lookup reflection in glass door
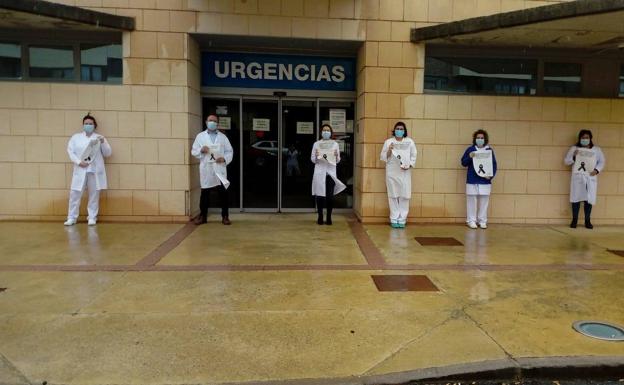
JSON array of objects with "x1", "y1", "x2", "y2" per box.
[
  {"x1": 242, "y1": 99, "x2": 279, "y2": 209},
  {"x1": 281, "y1": 100, "x2": 317, "y2": 210}
]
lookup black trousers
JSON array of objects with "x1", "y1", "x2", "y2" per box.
[
  {"x1": 200, "y1": 184, "x2": 229, "y2": 218},
  {"x1": 316, "y1": 175, "x2": 335, "y2": 219},
  {"x1": 571, "y1": 201, "x2": 592, "y2": 222}
]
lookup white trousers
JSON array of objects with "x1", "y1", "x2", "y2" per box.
[
  {"x1": 388, "y1": 197, "x2": 410, "y2": 224},
  {"x1": 466, "y1": 195, "x2": 489, "y2": 225},
  {"x1": 67, "y1": 172, "x2": 100, "y2": 221}
]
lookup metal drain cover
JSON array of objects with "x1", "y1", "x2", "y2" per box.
[{"x1": 572, "y1": 321, "x2": 624, "y2": 341}]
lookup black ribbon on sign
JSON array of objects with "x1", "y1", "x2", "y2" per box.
[
  {"x1": 578, "y1": 162, "x2": 586, "y2": 171},
  {"x1": 396, "y1": 154, "x2": 402, "y2": 160},
  {"x1": 478, "y1": 164, "x2": 486, "y2": 174},
  {"x1": 85, "y1": 156, "x2": 91, "y2": 162},
  {"x1": 323, "y1": 154, "x2": 328, "y2": 160},
  {"x1": 210, "y1": 153, "x2": 216, "y2": 161}
]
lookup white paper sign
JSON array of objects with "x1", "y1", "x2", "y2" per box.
[
  {"x1": 329, "y1": 109, "x2": 346, "y2": 133},
  {"x1": 253, "y1": 118, "x2": 270, "y2": 131},
  {"x1": 296, "y1": 121, "x2": 314, "y2": 135},
  {"x1": 317, "y1": 140, "x2": 337, "y2": 165},
  {"x1": 573, "y1": 149, "x2": 596, "y2": 175},
  {"x1": 346, "y1": 120, "x2": 354, "y2": 133},
  {"x1": 80, "y1": 138, "x2": 100, "y2": 164},
  {"x1": 391, "y1": 141, "x2": 411, "y2": 168},
  {"x1": 205, "y1": 144, "x2": 223, "y2": 163},
  {"x1": 216, "y1": 105, "x2": 228, "y2": 115},
  {"x1": 472, "y1": 149, "x2": 493, "y2": 177},
  {"x1": 219, "y1": 117, "x2": 231, "y2": 130}
]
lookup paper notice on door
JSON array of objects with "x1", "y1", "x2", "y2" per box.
[
  {"x1": 317, "y1": 140, "x2": 337, "y2": 165},
  {"x1": 329, "y1": 109, "x2": 346, "y2": 133},
  {"x1": 216, "y1": 105, "x2": 228, "y2": 115},
  {"x1": 253, "y1": 118, "x2": 270, "y2": 131},
  {"x1": 296, "y1": 121, "x2": 314, "y2": 135},
  {"x1": 346, "y1": 120, "x2": 354, "y2": 133},
  {"x1": 219, "y1": 117, "x2": 231, "y2": 130}
]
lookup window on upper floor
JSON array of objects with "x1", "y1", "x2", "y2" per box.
[
  {"x1": 543, "y1": 62, "x2": 582, "y2": 96},
  {"x1": 0, "y1": 42, "x2": 22, "y2": 79}
]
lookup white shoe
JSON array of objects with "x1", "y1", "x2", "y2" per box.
[
  {"x1": 64, "y1": 219, "x2": 76, "y2": 226},
  {"x1": 467, "y1": 222, "x2": 478, "y2": 229},
  {"x1": 88, "y1": 219, "x2": 97, "y2": 226},
  {"x1": 479, "y1": 222, "x2": 487, "y2": 229}
]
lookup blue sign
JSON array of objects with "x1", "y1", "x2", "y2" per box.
[{"x1": 201, "y1": 52, "x2": 356, "y2": 91}]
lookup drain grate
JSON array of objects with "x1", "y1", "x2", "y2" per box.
[{"x1": 572, "y1": 320, "x2": 624, "y2": 341}]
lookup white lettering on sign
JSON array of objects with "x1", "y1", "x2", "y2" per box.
[{"x1": 213, "y1": 61, "x2": 347, "y2": 83}]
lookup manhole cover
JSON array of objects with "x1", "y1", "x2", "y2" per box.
[{"x1": 572, "y1": 321, "x2": 624, "y2": 341}]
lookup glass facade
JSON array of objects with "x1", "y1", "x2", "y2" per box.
[
  {"x1": 619, "y1": 64, "x2": 624, "y2": 97},
  {"x1": 425, "y1": 56, "x2": 538, "y2": 95},
  {"x1": 28, "y1": 45, "x2": 75, "y2": 80},
  {"x1": 80, "y1": 43, "x2": 122, "y2": 83},
  {"x1": 543, "y1": 62, "x2": 582, "y2": 95},
  {"x1": 0, "y1": 42, "x2": 21, "y2": 79}
]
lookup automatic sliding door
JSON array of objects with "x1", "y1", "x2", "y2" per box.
[{"x1": 242, "y1": 99, "x2": 279, "y2": 209}]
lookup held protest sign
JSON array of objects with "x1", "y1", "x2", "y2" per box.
[
  {"x1": 573, "y1": 149, "x2": 596, "y2": 175},
  {"x1": 472, "y1": 149, "x2": 493, "y2": 177},
  {"x1": 317, "y1": 140, "x2": 337, "y2": 165},
  {"x1": 391, "y1": 141, "x2": 411, "y2": 168}
]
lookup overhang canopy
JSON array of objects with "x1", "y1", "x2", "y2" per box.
[
  {"x1": 0, "y1": 0, "x2": 134, "y2": 31},
  {"x1": 411, "y1": 0, "x2": 624, "y2": 51}
]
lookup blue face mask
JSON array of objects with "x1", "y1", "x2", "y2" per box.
[
  {"x1": 83, "y1": 124, "x2": 95, "y2": 134},
  {"x1": 321, "y1": 131, "x2": 331, "y2": 140},
  {"x1": 394, "y1": 129, "x2": 405, "y2": 138},
  {"x1": 580, "y1": 138, "x2": 590, "y2": 146},
  {"x1": 475, "y1": 138, "x2": 485, "y2": 147},
  {"x1": 206, "y1": 121, "x2": 218, "y2": 131}
]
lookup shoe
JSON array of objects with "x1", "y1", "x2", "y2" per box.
[
  {"x1": 88, "y1": 219, "x2": 97, "y2": 226},
  {"x1": 317, "y1": 217, "x2": 324, "y2": 225},
  {"x1": 585, "y1": 221, "x2": 593, "y2": 229},
  {"x1": 193, "y1": 215, "x2": 206, "y2": 225},
  {"x1": 64, "y1": 219, "x2": 76, "y2": 226},
  {"x1": 325, "y1": 218, "x2": 332, "y2": 225},
  {"x1": 570, "y1": 219, "x2": 578, "y2": 228},
  {"x1": 478, "y1": 223, "x2": 487, "y2": 229},
  {"x1": 222, "y1": 217, "x2": 231, "y2": 225},
  {"x1": 398, "y1": 223, "x2": 406, "y2": 228},
  {"x1": 467, "y1": 222, "x2": 478, "y2": 229},
  {"x1": 391, "y1": 223, "x2": 399, "y2": 228}
]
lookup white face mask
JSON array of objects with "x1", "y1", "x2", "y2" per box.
[
  {"x1": 206, "y1": 121, "x2": 218, "y2": 131},
  {"x1": 83, "y1": 124, "x2": 95, "y2": 134},
  {"x1": 475, "y1": 138, "x2": 485, "y2": 147},
  {"x1": 321, "y1": 131, "x2": 331, "y2": 140}
]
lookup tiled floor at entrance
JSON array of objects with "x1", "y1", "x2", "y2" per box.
[{"x1": 0, "y1": 216, "x2": 623, "y2": 385}]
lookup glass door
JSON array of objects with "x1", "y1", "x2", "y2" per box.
[
  {"x1": 281, "y1": 99, "x2": 317, "y2": 210},
  {"x1": 242, "y1": 98, "x2": 279, "y2": 210}
]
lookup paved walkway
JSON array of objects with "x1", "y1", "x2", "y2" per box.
[{"x1": 0, "y1": 215, "x2": 623, "y2": 385}]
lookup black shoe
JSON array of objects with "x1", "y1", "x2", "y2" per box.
[
  {"x1": 317, "y1": 217, "x2": 324, "y2": 225},
  {"x1": 585, "y1": 221, "x2": 593, "y2": 229},
  {"x1": 325, "y1": 218, "x2": 332, "y2": 225},
  {"x1": 193, "y1": 214, "x2": 207, "y2": 225},
  {"x1": 570, "y1": 219, "x2": 577, "y2": 228}
]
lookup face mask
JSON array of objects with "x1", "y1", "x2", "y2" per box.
[
  {"x1": 321, "y1": 131, "x2": 331, "y2": 140},
  {"x1": 475, "y1": 138, "x2": 485, "y2": 147},
  {"x1": 83, "y1": 124, "x2": 95, "y2": 134},
  {"x1": 394, "y1": 129, "x2": 405, "y2": 138},
  {"x1": 206, "y1": 121, "x2": 218, "y2": 131},
  {"x1": 580, "y1": 138, "x2": 590, "y2": 146}
]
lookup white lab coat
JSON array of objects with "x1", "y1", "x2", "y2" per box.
[
  {"x1": 310, "y1": 140, "x2": 346, "y2": 197},
  {"x1": 191, "y1": 130, "x2": 234, "y2": 189},
  {"x1": 67, "y1": 132, "x2": 112, "y2": 191},
  {"x1": 380, "y1": 137, "x2": 417, "y2": 199},
  {"x1": 564, "y1": 145, "x2": 605, "y2": 205}
]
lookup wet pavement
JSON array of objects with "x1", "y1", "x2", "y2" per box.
[{"x1": 0, "y1": 214, "x2": 623, "y2": 385}]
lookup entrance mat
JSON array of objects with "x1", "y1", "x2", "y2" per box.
[{"x1": 415, "y1": 237, "x2": 463, "y2": 246}]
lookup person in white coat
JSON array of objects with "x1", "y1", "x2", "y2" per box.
[
  {"x1": 191, "y1": 114, "x2": 234, "y2": 225},
  {"x1": 311, "y1": 124, "x2": 346, "y2": 225},
  {"x1": 380, "y1": 121, "x2": 417, "y2": 228},
  {"x1": 460, "y1": 130, "x2": 497, "y2": 229},
  {"x1": 64, "y1": 114, "x2": 112, "y2": 226},
  {"x1": 564, "y1": 129, "x2": 605, "y2": 229}
]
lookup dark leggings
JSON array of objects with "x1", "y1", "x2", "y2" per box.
[
  {"x1": 571, "y1": 201, "x2": 592, "y2": 222},
  {"x1": 316, "y1": 175, "x2": 335, "y2": 221}
]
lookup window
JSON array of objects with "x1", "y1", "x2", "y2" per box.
[
  {"x1": 28, "y1": 45, "x2": 75, "y2": 80},
  {"x1": 619, "y1": 64, "x2": 624, "y2": 97},
  {"x1": 543, "y1": 62, "x2": 582, "y2": 95},
  {"x1": 80, "y1": 43, "x2": 122, "y2": 83},
  {"x1": 0, "y1": 42, "x2": 21, "y2": 79},
  {"x1": 425, "y1": 56, "x2": 538, "y2": 95}
]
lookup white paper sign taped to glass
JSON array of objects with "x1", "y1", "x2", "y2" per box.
[
  {"x1": 472, "y1": 149, "x2": 493, "y2": 177},
  {"x1": 317, "y1": 141, "x2": 337, "y2": 165},
  {"x1": 253, "y1": 118, "x2": 270, "y2": 131},
  {"x1": 391, "y1": 141, "x2": 411, "y2": 168},
  {"x1": 80, "y1": 138, "x2": 101, "y2": 164},
  {"x1": 329, "y1": 109, "x2": 346, "y2": 133},
  {"x1": 205, "y1": 144, "x2": 223, "y2": 163},
  {"x1": 296, "y1": 121, "x2": 314, "y2": 135},
  {"x1": 219, "y1": 117, "x2": 231, "y2": 130},
  {"x1": 573, "y1": 149, "x2": 596, "y2": 175}
]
